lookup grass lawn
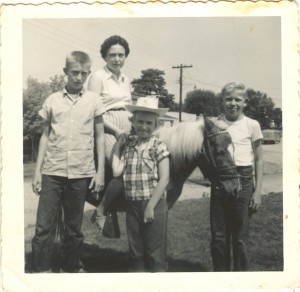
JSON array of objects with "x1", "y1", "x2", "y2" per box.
[{"x1": 25, "y1": 191, "x2": 283, "y2": 272}]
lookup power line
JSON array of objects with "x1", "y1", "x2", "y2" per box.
[{"x1": 172, "y1": 64, "x2": 193, "y2": 122}]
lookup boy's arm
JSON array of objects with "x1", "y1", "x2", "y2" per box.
[
  {"x1": 249, "y1": 139, "x2": 264, "y2": 213},
  {"x1": 144, "y1": 157, "x2": 170, "y2": 223},
  {"x1": 90, "y1": 115, "x2": 105, "y2": 192},
  {"x1": 112, "y1": 136, "x2": 126, "y2": 177},
  {"x1": 32, "y1": 123, "x2": 51, "y2": 195}
]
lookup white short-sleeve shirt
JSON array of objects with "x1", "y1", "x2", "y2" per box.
[
  {"x1": 89, "y1": 66, "x2": 132, "y2": 111},
  {"x1": 220, "y1": 114, "x2": 263, "y2": 166}
]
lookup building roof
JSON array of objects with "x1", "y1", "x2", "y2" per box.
[{"x1": 164, "y1": 111, "x2": 197, "y2": 122}]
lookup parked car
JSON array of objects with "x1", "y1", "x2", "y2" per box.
[{"x1": 262, "y1": 129, "x2": 281, "y2": 144}]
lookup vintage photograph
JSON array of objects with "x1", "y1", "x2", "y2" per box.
[
  {"x1": 23, "y1": 16, "x2": 282, "y2": 272},
  {"x1": 1, "y1": 1, "x2": 299, "y2": 291}
]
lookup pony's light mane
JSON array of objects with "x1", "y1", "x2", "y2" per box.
[
  {"x1": 155, "y1": 116, "x2": 205, "y2": 171},
  {"x1": 209, "y1": 116, "x2": 229, "y2": 130}
]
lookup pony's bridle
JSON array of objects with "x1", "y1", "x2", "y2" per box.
[{"x1": 201, "y1": 130, "x2": 240, "y2": 182}]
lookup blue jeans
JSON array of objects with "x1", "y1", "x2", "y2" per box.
[
  {"x1": 32, "y1": 175, "x2": 90, "y2": 272},
  {"x1": 210, "y1": 166, "x2": 254, "y2": 271},
  {"x1": 126, "y1": 198, "x2": 168, "y2": 272}
]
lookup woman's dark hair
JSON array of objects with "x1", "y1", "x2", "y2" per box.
[{"x1": 100, "y1": 35, "x2": 130, "y2": 59}]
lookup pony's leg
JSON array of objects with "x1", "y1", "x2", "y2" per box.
[
  {"x1": 166, "y1": 177, "x2": 185, "y2": 210},
  {"x1": 167, "y1": 167, "x2": 195, "y2": 209}
]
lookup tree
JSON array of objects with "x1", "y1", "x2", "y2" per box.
[
  {"x1": 131, "y1": 69, "x2": 167, "y2": 96},
  {"x1": 273, "y1": 107, "x2": 282, "y2": 129},
  {"x1": 23, "y1": 75, "x2": 65, "y2": 161},
  {"x1": 131, "y1": 68, "x2": 179, "y2": 111},
  {"x1": 49, "y1": 74, "x2": 65, "y2": 92},
  {"x1": 183, "y1": 89, "x2": 220, "y2": 117},
  {"x1": 244, "y1": 89, "x2": 276, "y2": 129},
  {"x1": 158, "y1": 93, "x2": 179, "y2": 111}
]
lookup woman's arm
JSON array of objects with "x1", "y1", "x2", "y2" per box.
[
  {"x1": 144, "y1": 157, "x2": 170, "y2": 223},
  {"x1": 32, "y1": 123, "x2": 51, "y2": 195},
  {"x1": 104, "y1": 120, "x2": 126, "y2": 138},
  {"x1": 250, "y1": 139, "x2": 264, "y2": 213}
]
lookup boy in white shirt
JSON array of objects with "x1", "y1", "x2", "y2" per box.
[{"x1": 210, "y1": 82, "x2": 263, "y2": 271}]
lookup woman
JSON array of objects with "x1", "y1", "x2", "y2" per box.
[{"x1": 88, "y1": 35, "x2": 132, "y2": 231}]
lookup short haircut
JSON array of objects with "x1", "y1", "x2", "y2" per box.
[
  {"x1": 131, "y1": 111, "x2": 160, "y2": 129},
  {"x1": 100, "y1": 35, "x2": 130, "y2": 59},
  {"x1": 65, "y1": 51, "x2": 91, "y2": 68},
  {"x1": 221, "y1": 82, "x2": 247, "y2": 98}
]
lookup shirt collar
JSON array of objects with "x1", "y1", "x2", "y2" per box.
[
  {"x1": 128, "y1": 135, "x2": 156, "y2": 148},
  {"x1": 103, "y1": 66, "x2": 125, "y2": 83},
  {"x1": 220, "y1": 113, "x2": 245, "y2": 124},
  {"x1": 63, "y1": 87, "x2": 85, "y2": 98}
]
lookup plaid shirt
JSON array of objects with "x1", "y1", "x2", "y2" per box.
[{"x1": 122, "y1": 135, "x2": 170, "y2": 201}]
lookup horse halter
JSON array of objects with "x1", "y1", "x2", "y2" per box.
[{"x1": 200, "y1": 130, "x2": 240, "y2": 182}]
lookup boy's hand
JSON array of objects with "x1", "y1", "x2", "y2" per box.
[
  {"x1": 32, "y1": 172, "x2": 42, "y2": 195},
  {"x1": 144, "y1": 204, "x2": 155, "y2": 223},
  {"x1": 89, "y1": 173, "x2": 105, "y2": 193},
  {"x1": 249, "y1": 191, "x2": 261, "y2": 215}
]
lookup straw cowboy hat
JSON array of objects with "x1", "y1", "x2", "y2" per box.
[{"x1": 126, "y1": 96, "x2": 169, "y2": 117}]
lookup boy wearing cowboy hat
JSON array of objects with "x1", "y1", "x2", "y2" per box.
[{"x1": 113, "y1": 97, "x2": 170, "y2": 272}]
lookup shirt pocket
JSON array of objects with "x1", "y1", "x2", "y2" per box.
[
  {"x1": 142, "y1": 152, "x2": 155, "y2": 174},
  {"x1": 43, "y1": 149, "x2": 66, "y2": 172},
  {"x1": 79, "y1": 133, "x2": 93, "y2": 150},
  {"x1": 81, "y1": 150, "x2": 95, "y2": 172}
]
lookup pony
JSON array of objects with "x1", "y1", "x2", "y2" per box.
[
  {"x1": 155, "y1": 114, "x2": 240, "y2": 209},
  {"x1": 51, "y1": 114, "x2": 241, "y2": 254},
  {"x1": 85, "y1": 114, "x2": 240, "y2": 210}
]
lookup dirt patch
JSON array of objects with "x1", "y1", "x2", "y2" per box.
[{"x1": 264, "y1": 161, "x2": 282, "y2": 175}]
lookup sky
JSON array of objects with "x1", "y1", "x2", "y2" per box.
[{"x1": 23, "y1": 17, "x2": 282, "y2": 107}]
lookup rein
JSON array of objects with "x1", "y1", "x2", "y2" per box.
[{"x1": 201, "y1": 130, "x2": 240, "y2": 181}]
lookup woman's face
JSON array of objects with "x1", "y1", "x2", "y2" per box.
[{"x1": 105, "y1": 44, "x2": 126, "y2": 75}]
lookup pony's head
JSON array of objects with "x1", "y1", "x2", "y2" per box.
[
  {"x1": 155, "y1": 115, "x2": 240, "y2": 199},
  {"x1": 200, "y1": 116, "x2": 240, "y2": 197}
]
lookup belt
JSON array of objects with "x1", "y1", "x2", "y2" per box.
[{"x1": 107, "y1": 108, "x2": 126, "y2": 112}]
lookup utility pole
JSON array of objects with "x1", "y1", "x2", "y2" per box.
[{"x1": 172, "y1": 64, "x2": 193, "y2": 122}]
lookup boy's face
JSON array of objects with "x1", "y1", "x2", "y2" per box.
[
  {"x1": 132, "y1": 112, "x2": 157, "y2": 141},
  {"x1": 222, "y1": 89, "x2": 247, "y2": 121},
  {"x1": 105, "y1": 44, "x2": 126, "y2": 75},
  {"x1": 64, "y1": 61, "x2": 91, "y2": 93}
]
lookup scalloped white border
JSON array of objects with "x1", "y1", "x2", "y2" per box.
[{"x1": 1, "y1": 1, "x2": 299, "y2": 291}]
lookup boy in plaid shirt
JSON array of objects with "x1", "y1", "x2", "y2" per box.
[{"x1": 112, "y1": 97, "x2": 170, "y2": 272}]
